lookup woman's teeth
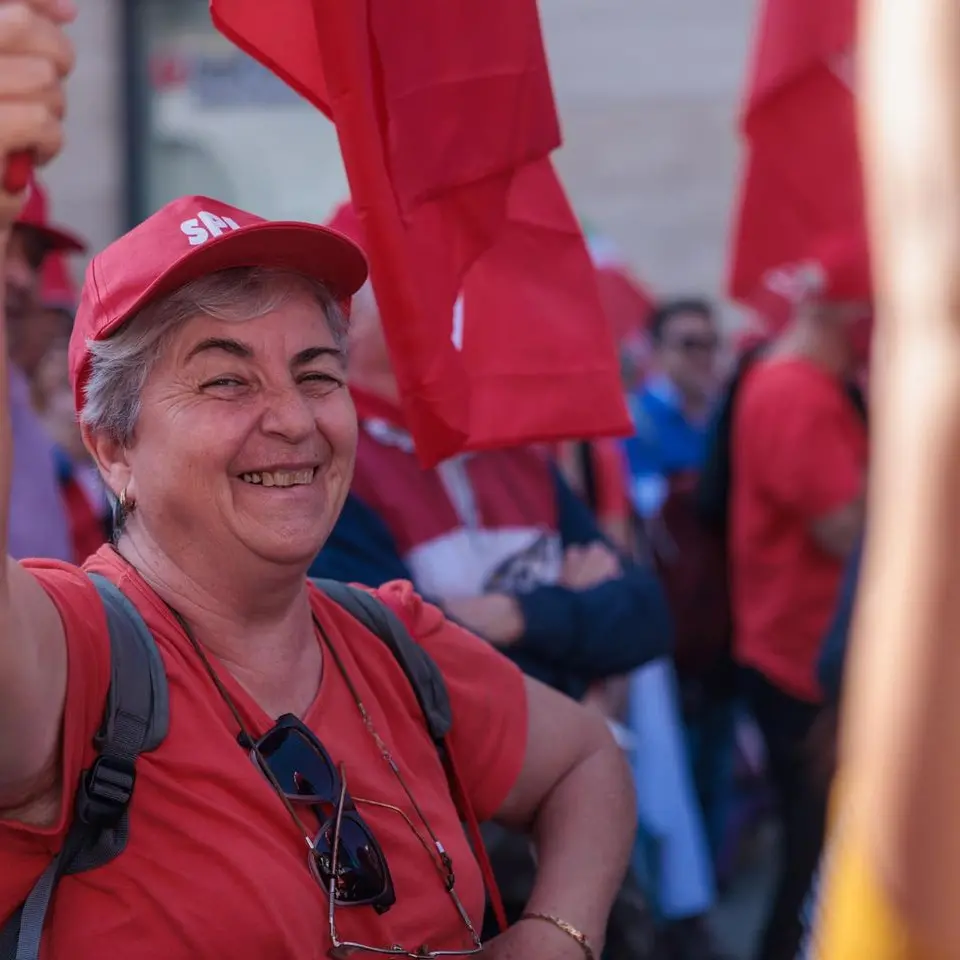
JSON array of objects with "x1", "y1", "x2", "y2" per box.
[{"x1": 239, "y1": 469, "x2": 316, "y2": 487}]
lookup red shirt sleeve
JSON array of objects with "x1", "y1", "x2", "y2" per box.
[
  {"x1": 0, "y1": 561, "x2": 110, "y2": 844},
  {"x1": 751, "y1": 368, "x2": 865, "y2": 520},
  {"x1": 375, "y1": 581, "x2": 528, "y2": 822}
]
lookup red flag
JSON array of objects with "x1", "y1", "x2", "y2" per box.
[
  {"x1": 728, "y1": 0, "x2": 871, "y2": 312},
  {"x1": 328, "y1": 163, "x2": 632, "y2": 453},
  {"x1": 211, "y1": 0, "x2": 629, "y2": 465},
  {"x1": 449, "y1": 163, "x2": 631, "y2": 452}
]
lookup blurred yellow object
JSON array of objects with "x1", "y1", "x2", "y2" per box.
[{"x1": 815, "y1": 826, "x2": 948, "y2": 960}]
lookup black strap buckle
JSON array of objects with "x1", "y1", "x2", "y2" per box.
[{"x1": 76, "y1": 755, "x2": 136, "y2": 827}]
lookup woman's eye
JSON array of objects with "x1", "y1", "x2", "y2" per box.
[
  {"x1": 300, "y1": 373, "x2": 343, "y2": 388},
  {"x1": 201, "y1": 377, "x2": 245, "y2": 389}
]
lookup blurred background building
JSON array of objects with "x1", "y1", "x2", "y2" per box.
[{"x1": 44, "y1": 0, "x2": 754, "y2": 302}]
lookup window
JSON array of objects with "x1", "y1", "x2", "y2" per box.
[{"x1": 126, "y1": 0, "x2": 348, "y2": 226}]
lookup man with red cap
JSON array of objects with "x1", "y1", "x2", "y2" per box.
[
  {"x1": 5, "y1": 175, "x2": 86, "y2": 561},
  {"x1": 10, "y1": 175, "x2": 84, "y2": 375},
  {"x1": 728, "y1": 245, "x2": 870, "y2": 960}
]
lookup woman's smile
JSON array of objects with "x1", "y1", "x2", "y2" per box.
[{"x1": 237, "y1": 467, "x2": 319, "y2": 488}]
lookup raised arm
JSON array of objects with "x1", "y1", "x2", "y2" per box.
[
  {"x1": 0, "y1": 0, "x2": 77, "y2": 813},
  {"x1": 824, "y1": 0, "x2": 960, "y2": 949}
]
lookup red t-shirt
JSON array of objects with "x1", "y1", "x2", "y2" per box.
[
  {"x1": 1, "y1": 547, "x2": 527, "y2": 959},
  {"x1": 731, "y1": 358, "x2": 867, "y2": 702}
]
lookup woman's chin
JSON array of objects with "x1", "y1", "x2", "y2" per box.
[{"x1": 240, "y1": 526, "x2": 328, "y2": 570}]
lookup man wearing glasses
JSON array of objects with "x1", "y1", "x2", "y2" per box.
[{"x1": 619, "y1": 299, "x2": 733, "y2": 960}]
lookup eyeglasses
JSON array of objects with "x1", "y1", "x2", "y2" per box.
[
  {"x1": 668, "y1": 334, "x2": 719, "y2": 354},
  {"x1": 247, "y1": 713, "x2": 396, "y2": 913},
  {"x1": 174, "y1": 604, "x2": 483, "y2": 959}
]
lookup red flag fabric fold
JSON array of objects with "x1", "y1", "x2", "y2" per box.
[
  {"x1": 328, "y1": 160, "x2": 632, "y2": 454},
  {"x1": 211, "y1": 0, "x2": 629, "y2": 465},
  {"x1": 728, "y1": 0, "x2": 870, "y2": 314}
]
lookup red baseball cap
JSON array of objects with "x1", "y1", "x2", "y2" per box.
[
  {"x1": 69, "y1": 195, "x2": 369, "y2": 414},
  {"x1": 745, "y1": 234, "x2": 872, "y2": 332},
  {"x1": 16, "y1": 175, "x2": 86, "y2": 253}
]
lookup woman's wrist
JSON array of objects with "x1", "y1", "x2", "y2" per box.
[{"x1": 518, "y1": 911, "x2": 599, "y2": 960}]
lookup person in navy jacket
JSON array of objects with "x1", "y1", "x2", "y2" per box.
[{"x1": 312, "y1": 443, "x2": 671, "y2": 701}]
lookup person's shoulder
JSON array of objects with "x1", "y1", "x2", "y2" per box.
[
  {"x1": 22, "y1": 548, "x2": 125, "y2": 675},
  {"x1": 34, "y1": 545, "x2": 176, "y2": 645},
  {"x1": 310, "y1": 579, "x2": 523, "y2": 684},
  {"x1": 746, "y1": 356, "x2": 834, "y2": 392},
  {"x1": 370, "y1": 579, "x2": 447, "y2": 640},
  {"x1": 306, "y1": 578, "x2": 432, "y2": 642},
  {"x1": 741, "y1": 358, "x2": 843, "y2": 415},
  {"x1": 21, "y1": 555, "x2": 100, "y2": 614}
]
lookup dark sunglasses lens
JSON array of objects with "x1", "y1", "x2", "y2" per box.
[
  {"x1": 313, "y1": 814, "x2": 391, "y2": 904},
  {"x1": 679, "y1": 336, "x2": 718, "y2": 353},
  {"x1": 257, "y1": 726, "x2": 337, "y2": 800}
]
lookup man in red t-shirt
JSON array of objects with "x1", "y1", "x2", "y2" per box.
[{"x1": 730, "y1": 295, "x2": 869, "y2": 960}]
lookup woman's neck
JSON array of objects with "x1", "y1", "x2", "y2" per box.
[{"x1": 116, "y1": 526, "x2": 317, "y2": 678}]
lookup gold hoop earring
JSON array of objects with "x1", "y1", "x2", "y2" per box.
[{"x1": 118, "y1": 487, "x2": 134, "y2": 514}]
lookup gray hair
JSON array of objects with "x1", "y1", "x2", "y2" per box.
[{"x1": 80, "y1": 266, "x2": 347, "y2": 445}]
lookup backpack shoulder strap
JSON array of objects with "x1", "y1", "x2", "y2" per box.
[
  {"x1": 89, "y1": 574, "x2": 170, "y2": 758},
  {"x1": 310, "y1": 579, "x2": 507, "y2": 932},
  {"x1": 0, "y1": 574, "x2": 169, "y2": 960},
  {"x1": 311, "y1": 579, "x2": 452, "y2": 742}
]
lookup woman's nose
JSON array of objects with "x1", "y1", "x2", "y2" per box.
[{"x1": 260, "y1": 382, "x2": 315, "y2": 442}]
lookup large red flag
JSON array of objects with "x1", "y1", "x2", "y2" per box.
[
  {"x1": 327, "y1": 165, "x2": 633, "y2": 454},
  {"x1": 728, "y1": 0, "x2": 871, "y2": 314},
  {"x1": 211, "y1": 0, "x2": 630, "y2": 465}
]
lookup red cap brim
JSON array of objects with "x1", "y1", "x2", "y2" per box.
[
  {"x1": 29, "y1": 222, "x2": 86, "y2": 254},
  {"x1": 94, "y1": 219, "x2": 368, "y2": 345}
]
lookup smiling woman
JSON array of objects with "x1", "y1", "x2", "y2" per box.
[
  {"x1": 0, "y1": 190, "x2": 637, "y2": 960},
  {"x1": 79, "y1": 266, "x2": 350, "y2": 539}
]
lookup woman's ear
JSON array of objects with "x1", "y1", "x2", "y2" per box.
[{"x1": 81, "y1": 424, "x2": 132, "y2": 500}]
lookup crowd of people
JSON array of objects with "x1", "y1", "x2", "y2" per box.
[
  {"x1": 0, "y1": 178, "x2": 869, "y2": 960},
  {"x1": 0, "y1": 4, "x2": 874, "y2": 960}
]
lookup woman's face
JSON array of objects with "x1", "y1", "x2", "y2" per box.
[{"x1": 121, "y1": 290, "x2": 357, "y2": 568}]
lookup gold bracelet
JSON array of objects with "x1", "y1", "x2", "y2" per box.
[{"x1": 519, "y1": 912, "x2": 596, "y2": 960}]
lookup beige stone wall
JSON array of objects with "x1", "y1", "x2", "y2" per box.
[
  {"x1": 40, "y1": 0, "x2": 757, "y2": 305},
  {"x1": 542, "y1": 0, "x2": 755, "y2": 302}
]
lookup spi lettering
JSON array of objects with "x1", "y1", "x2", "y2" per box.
[{"x1": 180, "y1": 211, "x2": 242, "y2": 246}]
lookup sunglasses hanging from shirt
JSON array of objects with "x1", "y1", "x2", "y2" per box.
[{"x1": 174, "y1": 606, "x2": 484, "y2": 959}]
